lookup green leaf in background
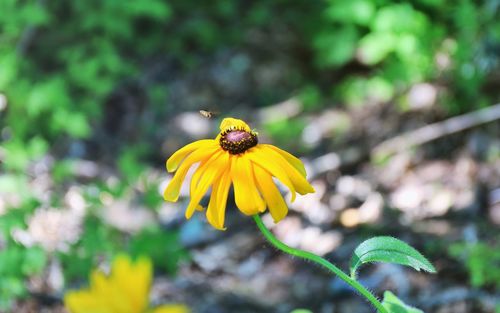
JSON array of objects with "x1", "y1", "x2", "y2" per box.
[
  {"x1": 26, "y1": 78, "x2": 70, "y2": 118},
  {"x1": 0, "y1": 52, "x2": 18, "y2": 89},
  {"x1": 118, "y1": 147, "x2": 148, "y2": 183},
  {"x1": 299, "y1": 85, "x2": 322, "y2": 111},
  {"x1": 60, "y1": 217, "x2": 120, "y2": 283},
  {"x1": 264, "y1": 118, "x2": 307, "y2": 148},
  {"x1": 129, "y1": 227, "x2": 189, "y2": 275},
  {"x1": 449, "y1": 242, "x2": 500, "y2": 289},
  {"x1": 350, "y1": 236, "x2": 436, "y2": 277},
  {"x1": 337, "y1": 76, "x2": 394, "y2": 107},
  {"x1": 123, "y1": 0, "x2": 172, "y2": 20},
  {"x1": 313, "y1": 25, "x2": 359, "y2": 67},
  {"x1": 358, "y1": 32, "x2": 396, "y2": 65},
  {"x1": 325, "y1": 0, "x2": 375, "y2": 26},
  {"x1": 381, "y1": 291, "x2": 424, "y2": 313},
  {"x1": 290, "y1": 309, "x2": 313, "y2": 313},
  {"x1": 52, "y1": 159, "x2": 77, "y2": 184},
  {"x1": 21, "y1": 247, "x2": 47, "y2": 276},
  {"x1": 372, "y1": 4, "x2": 426, "y2": 34},
  {"x1": 0, "y1": 276, "x2": 25, "y2": 310},
  {"x1": 0, "y1": 244, "x2": 46, "y2": 310},
  {"x1": 54, "y1": 110, "x2": 91, "y2": 138}
]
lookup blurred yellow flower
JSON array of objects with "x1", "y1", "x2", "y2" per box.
[
  {"x1": 164, "y1": 117, "x2": 315, "y2": 230},
  {"x1": 64, "y1": 254, "x2": 189, "y2": 313}
]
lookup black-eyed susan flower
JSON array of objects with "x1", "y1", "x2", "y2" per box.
[
  {"x1": 64, "y1": 254, "x2": 189, "y2": 313},
  {"x1": 164, "y1": 117, "x2": 315, "y2": 230}
]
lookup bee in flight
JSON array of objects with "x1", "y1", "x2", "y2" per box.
[{"x1": 199, "y1": 110, "x2": 219, "y2": 118}]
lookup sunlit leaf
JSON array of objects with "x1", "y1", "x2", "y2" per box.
[
  {"x1": 313, "y1": 26, "x2": 359, "y2": 67},
  {"x1": 350, "y1": 236, "x2": 436, "y2": 276},
  {"x1": 372, "y1": 4, "x2": 426, "y2": 34},
  {"x1": 0, "y1": 52, "x2": 18, "y2": 88},
  {"x1": 358, "y1": 32, "x2": 396, "y2": 65},
  {"x1": 325, "y1": 0, "x2": 375, "y2": 26}
]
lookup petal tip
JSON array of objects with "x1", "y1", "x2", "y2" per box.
[
  {"x1": 185, "y1": 210, "x2": 195, "y2": 219},
  {"x1": 163, "y1": 191, "x2": 179, "y2": 202},
  {"x1": 166, "y1": 159, "x2": 176, "y2": 173},
  {"x1": 272, "y1": 215, "x2": 286, "y2": 224},
  {"x1": 206, "y1": 219, "x2": 226, "y2": 231}
]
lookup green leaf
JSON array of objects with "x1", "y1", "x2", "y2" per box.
[
  {"x1": 381, "y1": 291, "x2": 424, "y2": 313},
  {"x1": 0, "y1": 276, "x2": 25, "y2": 310},
  {"x1": 0, "y1": 52, "x2": 18, "y2": 89},
  {"x1": 313, "y1": 25, "x2": 359, "y2": 67},
  {"x1": 124, "y1": 1, "x2": 171, "y2": 20},
  {"x1": 21, "y1": 247, "x2": 47, "y2": 275},
  {"x1": 372, "y1": 4, "x2": 426, "y2": 34},
  {"x1": 350, "y1": 236, "x2": 436, "y2": 277},
  {"x1": 129, "y1": 227, "x2": 189, "y2": 275},
  {"x1": 358, "y1": 32, "x2": 396, "y2": 65},
  {"x1": 324, "y1": 0, "x2": 375, "y2": 26}
]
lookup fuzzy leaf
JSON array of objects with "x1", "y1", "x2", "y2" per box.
[{"x1": 350, "y1": 236, "x2": 436, "y2": 276}]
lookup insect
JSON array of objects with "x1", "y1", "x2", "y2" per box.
[{"x1": 199, "y1": 110, "x2": 219, "y2": 118}]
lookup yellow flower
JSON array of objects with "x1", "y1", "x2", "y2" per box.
[
  {"x1": 164, "y1": 117, "x2": 315, "y2": 230},
  {"x1": 64, "y1": 254, "x2": 190, "y2": 313}
]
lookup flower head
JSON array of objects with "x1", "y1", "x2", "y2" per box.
[
  {"x1": 164, "y1": 117, "x2": 315, "y2": 230},
  {"x1": 64, "y1": 254, "x2": 189, "y2": 313}
]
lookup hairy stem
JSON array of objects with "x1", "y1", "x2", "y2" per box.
[{"x1": 253, "y1": 215, "x2": 388, "y2": 313}]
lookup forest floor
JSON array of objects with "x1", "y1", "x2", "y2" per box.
[{"x1": 10, "y1": 49, "x2": 500, "y2": 313}]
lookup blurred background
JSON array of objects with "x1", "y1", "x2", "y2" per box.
[{"x1": 0, "y1": 0, "x2": 500, "y2": 312}]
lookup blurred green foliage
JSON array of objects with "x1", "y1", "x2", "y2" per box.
[
  {"x1": 449, "y1": 241, "x2": 500, "y2": 290},
  {"x1": 0, "y1": 245, "x2": 46, "y2": 308},
  {"x1": 0, "y1": 0, "x2": 499, "y2": 309},
  {"x1": 312, "y1": 0, "x2": 498, "y2": 108}
]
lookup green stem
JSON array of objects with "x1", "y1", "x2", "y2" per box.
[{"x1": 253, "y1": 215, "x2": 388, "y2": 313}]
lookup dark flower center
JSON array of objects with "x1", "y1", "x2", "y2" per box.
[{"x1": 220, "y1": 129, "x2": 258, "y2": 154}]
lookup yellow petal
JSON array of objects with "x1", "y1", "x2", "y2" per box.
[
  {"x1": 185, "y1": 151, "x2": 229, "y2": 219},
  {"x1": 189, "y1": 151, "x2": 223, "y2": 197},
  {"x1": 64, "y1": 291, "x2": 93, "y2": 313},
  {"x1": 206, "y1": 177, "x2": 220, "y2": 229},
  {"x1": 64, "y1": 290, "x2": 112, "y2": 313},
  {"x1": 259, "y1": 146, "x2": 314, "y2": 195},
  {"x1": 151, "y1": 304, "x2": 191, "y2": 313},
  {"x1": 219, "y1": 117, "x2": 251, "y2": 133},
  {"x1": 231, "y1": 155, "x2": 266, "y2": 215},
  {"x1": 166, "y1": 139, "x2": 216, "y2": 172},
  {"x1": 163, "y1": 145, "x2": 219, "y2": 202},
  {"x1": 262, "y1": 144, "x2": 307, "y2": 177},
  {"x1": 64, "y1": 255, "x2": 154, "y2": 313},
  {"x1": 189, "y1": 159, "x2": 209, "y2": 196},
  {"x1": 206, "y1": 168, "x2": 231, "y2": 230},
  {"x1": 86, "y1": 270, "x2": 129, "y2": 312},
  {"x1": 89, "y1": 270, "x2": 112, "y2": 294},
  {"x1": 247, "y1": 147, "x2": 297, "y2": 202},
  {"x1": 254, "y1": 164, "x2": 288, "y2": 223},
  {"x1": 111, "y1": 255, "x2": 151, "y2": 313}
]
